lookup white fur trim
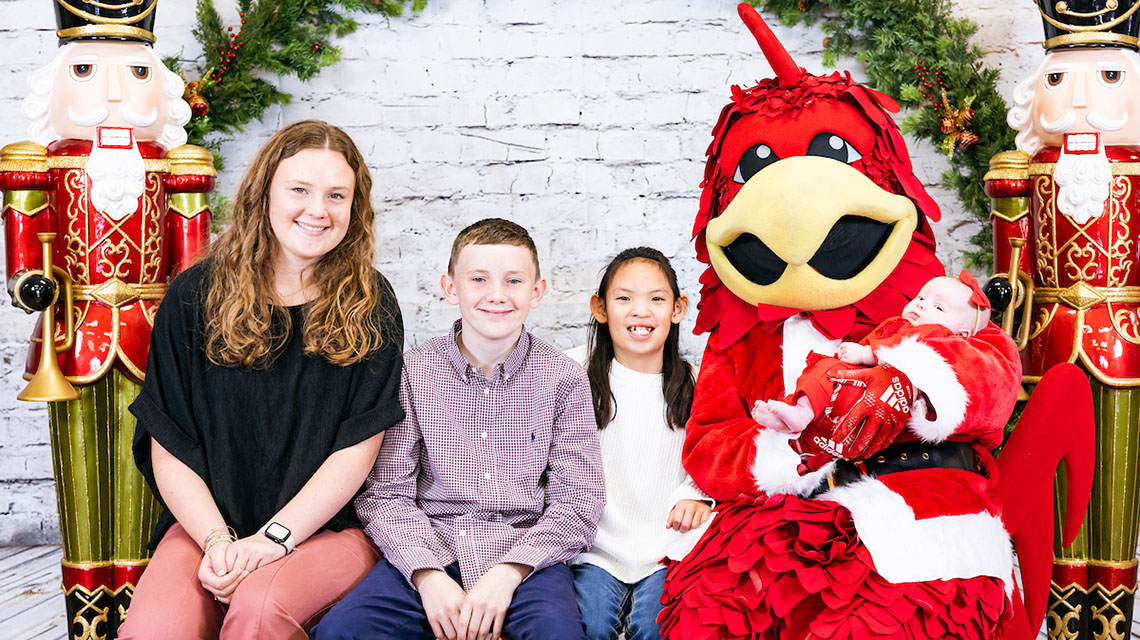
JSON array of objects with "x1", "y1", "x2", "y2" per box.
[
  {"x1": 781, "y1": 314, "x2": 841, "y2": 396},
  {"x1": 752, "y1": 429, "x2": 835, "y2": 496},
  {"x1": 824, "y1": 477, "x2": 1012, "y2": 592},
  {"x1": 873, "y1": 336, "x2": 967, "y2": 443}
]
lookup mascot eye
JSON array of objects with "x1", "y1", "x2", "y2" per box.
[
  {"x1": 1045, "y1": 72, "x2": 1065, "y2": 88},
  {"x1": 130, "y1": 65, "x2": 151, "y2": 81},
  {"x1": 806, "y1": 133, "x2": 862, "y2": 164},
  {"x1": 732, "y1": 144, "x2": 779, "y2": 184},
  {"x1": 1100, "y1": 70, "x2": 1124, "y2": 87},
  {"x1": 70, "y1": 64, "x2": 95, "y2": 80}
]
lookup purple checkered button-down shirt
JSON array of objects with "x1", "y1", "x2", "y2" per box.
[{"x1": 356, "y1": 320, "x2": 605, "y2": 590}]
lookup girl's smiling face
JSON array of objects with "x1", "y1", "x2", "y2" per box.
[
  {"x1": 591, "y1": 259, "x2": 688, "y2": 374},
  {"x1": 268, "y1": 147, "x2": 355, "y2": 274}
]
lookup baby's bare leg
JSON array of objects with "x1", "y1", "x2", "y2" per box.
[
  {"x1": 767, "y1": 396, "x2": 814, "y2": 434},
  {"x1": 751, "y1": 400, "x2": 787, "y2": 430}
]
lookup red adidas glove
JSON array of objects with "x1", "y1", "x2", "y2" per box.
[{"x1": 815, "y1": 364, "x2": 914, "y2": 460}]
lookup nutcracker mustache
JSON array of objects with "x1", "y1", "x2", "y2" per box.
[
  {"x1": 1038, "y1": 110, "x2": 1128, "y2": 133},
  {"x1": 1087, "y1": 110, "x2": 1128, "y2": 131},
  {"x1": 1039, "y1": 111, "x2": 1076, "y2": 134},
  {"x1": 66, "y1": 104, "x2": 158, "y2": 129},
  {"x1": 119, "y1": 104, "x2": 158, "y2": 128},
  {"x1": 67, "y1": 105, "x2": 109, "y2": 128}
]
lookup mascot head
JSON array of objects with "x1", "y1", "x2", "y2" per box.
[{"x1": 694, "y1": 5, "x2": 944, "y2": 347}]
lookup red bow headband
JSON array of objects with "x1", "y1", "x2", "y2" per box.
[{"x1": 958, "y1": 270, "x2": 990, "y2": 310}]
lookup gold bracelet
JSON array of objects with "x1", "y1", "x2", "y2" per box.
[
  {"x1": 203, "y1": 535, "x2": 234, "y2": 554},
  {"x1": 202, "y1": 525, "x2": 236, "y2": 545}
]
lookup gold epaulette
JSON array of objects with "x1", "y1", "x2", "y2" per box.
[
  {"x1": 0, "y1": 141, "x2": 49, "y2": 173},
  {"x1": 166, "y1": 144, "x2": 216, "y2": 177},
  {"x1": 984, "y1": 150, "x2": 1029, "y2": 182}
]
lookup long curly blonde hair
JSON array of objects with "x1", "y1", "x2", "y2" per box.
[{"x1": 202, "y1": 120, "x2": 385, "y2": 368}]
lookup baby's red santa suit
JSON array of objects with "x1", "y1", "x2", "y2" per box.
[{"x1": 658, "y1": 6, "x2": 1094, "y2": 639}]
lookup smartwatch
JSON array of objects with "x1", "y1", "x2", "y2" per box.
[{"x1": 258, "y1": 521, "x2": 295, "y2": 554}]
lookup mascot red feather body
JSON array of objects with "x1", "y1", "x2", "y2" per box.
[{"x1": 658, "y1": 6, "x2": 1095, "y2": 639}]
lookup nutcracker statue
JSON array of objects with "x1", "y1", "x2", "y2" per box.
[
  {"x1": 2, "y1": 1, "x2": 213, "y2": 638},
  {"x1": 989, "y1": 1, "x2": 1140, "y2": 638}
]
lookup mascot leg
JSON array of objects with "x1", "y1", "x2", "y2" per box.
[{"x1": 49, "y1": 370, "x2": 159, "y2": 640}]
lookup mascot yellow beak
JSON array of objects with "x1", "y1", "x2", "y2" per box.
[{"x1": 706, "y1": 155, "x2": 918, "y2": 310}]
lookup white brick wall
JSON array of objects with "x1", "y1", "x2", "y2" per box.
[{"x1": 0, "y1": 0, "x2": 1043, "y2": 543}]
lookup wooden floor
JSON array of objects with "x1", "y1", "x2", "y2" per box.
[
  {"x1": 2, "y1": 545, "x2": 1140, "y2": 639},
  {"x1": 1, "y1": 546, "x2": 67, "y2": 639}
]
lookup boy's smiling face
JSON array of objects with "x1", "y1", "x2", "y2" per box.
[{"x1": 442, "y1": 243, "x2": 546, "y2": 346}]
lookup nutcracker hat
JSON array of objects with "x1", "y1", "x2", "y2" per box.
[
  {"x1": 54, "y1": 0, "x2": 158, "y2": 45},
  {"x1": 1036, "y1": 0, "x2": 1140, "y2": 50}
]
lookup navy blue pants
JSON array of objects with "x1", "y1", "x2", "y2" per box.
[{"x1": 312, "y1": 560, "x2": 586, "y2": 640}]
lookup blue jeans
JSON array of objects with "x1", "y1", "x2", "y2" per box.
[
  {"x1": 572, "y1": 563, "x2": 665, "y2": 640},
  {"x1": 314, "y1": 559, "x2": 586, "y2": 640}
]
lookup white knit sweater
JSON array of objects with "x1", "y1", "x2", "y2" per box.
[{"x1": 568, "y1": 350, "x2": 708, "y2": 583}]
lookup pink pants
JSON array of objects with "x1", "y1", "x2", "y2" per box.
[{"x1": 119, "y1": 523, "x2": 380, "y2": 640}]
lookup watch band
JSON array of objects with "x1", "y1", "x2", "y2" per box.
[{"x1": 257, "y1": 521, "x2": 295, "y2": 554}]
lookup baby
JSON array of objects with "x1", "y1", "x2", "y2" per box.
[{"x1": 752, "y1": 272, "x2": 992, "y2": 442}]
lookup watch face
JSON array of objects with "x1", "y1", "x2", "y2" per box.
[{"x1": 264, "y1": 522, "x2": 290, "y2": 543}]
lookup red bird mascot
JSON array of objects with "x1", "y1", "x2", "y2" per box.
[{"x1": 658, "y1": 6, "x2": 1094, "y2": 639}]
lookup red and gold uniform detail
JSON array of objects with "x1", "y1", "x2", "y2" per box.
[
  {"x1": 1, "y1": 139, "x2": 213, "y2": 384},
  {"x1": 1012, "y1": 146, "x2": 1140, "y2": 384}
]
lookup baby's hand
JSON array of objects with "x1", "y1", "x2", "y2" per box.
[
  {"x1": 667, "y1": 499, "x2": 713, "y2": 532},
  {"x1": 837, "y1": 342, "x2": 874, "y2": 365}
]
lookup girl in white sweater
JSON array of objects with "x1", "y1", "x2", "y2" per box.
[{"x1": 572, "y1": 247, "x2": 712, "y2": 640}]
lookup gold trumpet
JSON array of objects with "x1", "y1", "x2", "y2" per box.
[
  {"x1": 993, "y1": 237, "x2": 1035, "y2": 352},
  {"x1": 17, "y1": 232, "x2": 77, "y2": 402}
]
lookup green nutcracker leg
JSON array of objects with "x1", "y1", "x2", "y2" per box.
[
  {"x1": 1051, "y1": 458, "x2": 1090, "y2": 640},
  {"x1": 1050, "y1": 380, "x2": 1140, "y2": 640},
  {"x1": 1086, "y1": 382, "x2": 1140, "y2": 640},
  {"x1": 48, "y1": 370, "x2": 159, "y2": 640}
]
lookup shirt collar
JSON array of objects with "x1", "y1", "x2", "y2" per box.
[{"x1": 444, "y1": 319, "x2": 531, "y2": 383}]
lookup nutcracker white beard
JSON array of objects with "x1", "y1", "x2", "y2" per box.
[
  {"x1": 87, "y1": 140, "x2": 146, "y2": 220},
  {"x1": 1054, "y1": 145, "x2": 1112, "y2": 225}
]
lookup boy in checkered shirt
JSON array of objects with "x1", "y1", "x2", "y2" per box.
[{"x1": 315, "y1": 218, "x2": 604, "y2": 640}]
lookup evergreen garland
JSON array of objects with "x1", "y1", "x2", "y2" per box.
[
  {"x1": 165, "y1": 0, "x2": 425, "y2": 171},
  {"x1": 748, "y1": 0, "x2": 1015, "y2": 267}
]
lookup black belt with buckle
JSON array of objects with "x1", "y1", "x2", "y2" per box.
[{"x1": 809, "y1": 440, "x2": 980, "y2": 498}]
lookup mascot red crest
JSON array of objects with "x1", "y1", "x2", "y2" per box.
[{"x1": 659, "y1": 6, "x2": 1095, "y2": 640}]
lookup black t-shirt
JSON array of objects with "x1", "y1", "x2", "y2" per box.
[{"x1": 130, "y1": 261, "x2": 405, "y2": 547}]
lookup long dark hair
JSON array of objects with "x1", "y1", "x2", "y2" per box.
[{"x1": 586, "y1": 247, "x2": 695, "y2": 430}]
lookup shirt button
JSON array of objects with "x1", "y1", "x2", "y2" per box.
[
  {"x1": 458, "y1": 529, "x2": 466, "y2": 536},
  {"x1": 483, "y1": 473, "x2": 492, "y2": 480},
  {"x1": 483, "y1": 388, "x2": 489, "y2": 396},
  {"x1": 481, "y1": 432, "x2": 487, "y2": 439}
]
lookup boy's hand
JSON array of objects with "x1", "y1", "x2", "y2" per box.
[
  {"x1": 197, "y1": 541, "x2": 248, "y2": 604},
  {"x1": 667, "y1": 499, "x2": 713, "y2": 532},
  {"x1": 458, "y1": 563, "x2": 529, "y2": 640},
  {"x1": 413, "y1": 569, "x2": 466, "y2": 640},
  {"x1": 837, "y1": 342, "x2": 874, "y2": 365}
]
